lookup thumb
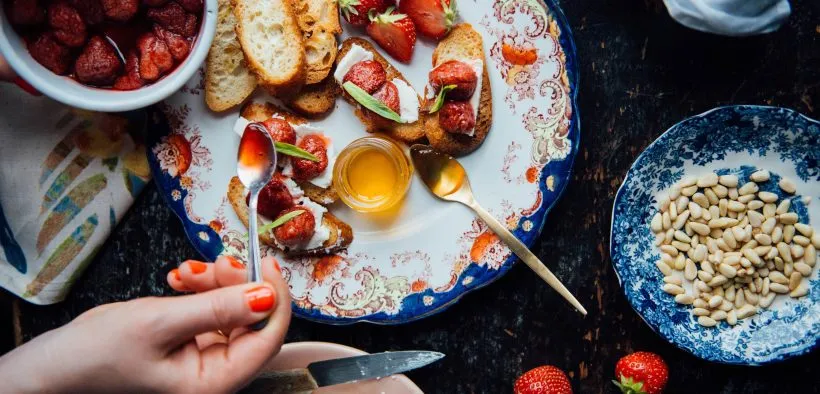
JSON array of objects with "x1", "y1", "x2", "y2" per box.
[{"x1": 153, "y1": 282, "x2": 278, "y2": 348}]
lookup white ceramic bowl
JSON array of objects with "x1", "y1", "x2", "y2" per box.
[{"x1": 0, "y1": 1, "x2": 217, "y2": 112}]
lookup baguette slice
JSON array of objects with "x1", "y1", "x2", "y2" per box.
[
  {"x1": 228, "y1": 177, "x2": 353, "y2": 256},
  {"x1": 424, "y1": 24, "x2": 492, "y2": 156},
  {"x1": 240, "y1": 101, "x2": 338, "y2": 204},
  {"x1": 205, "y1": 0, "x2": 257, "y2": 112},
  {"x1": 233, "y1": 0, "x2": 306, "y2": 96},
  {"x1": 291, "y1": 0, "x2": 341, "y2": 84},
  {"x1": 283, "y1": 76, "x2": 338, "y2": 118},
  {"x1": 336, "y1": 38, "x2": 426, "y2": 143}
]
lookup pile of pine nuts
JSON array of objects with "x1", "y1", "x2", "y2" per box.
[{"x1": 649, "y1": 169, "x2": 818, "y2": 327}]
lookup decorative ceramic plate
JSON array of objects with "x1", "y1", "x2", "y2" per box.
[
  {"x1": 147, "y1": 0, "x2": 580, "y2": 324},
  {"x1": 611, "y1": 106, "x2": 819, "y2": 365},
  {"x1": 263, "y1": 342, "x2": 422, "y2": 393}
]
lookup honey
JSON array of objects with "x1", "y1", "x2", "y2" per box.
[{"x1": 333, "y1": 136, "x2": 412, "y2": 212}]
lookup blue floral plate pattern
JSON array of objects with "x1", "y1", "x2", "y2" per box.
[{"x1": 610, "y1": 106, "x2": 819, "y2": 365}]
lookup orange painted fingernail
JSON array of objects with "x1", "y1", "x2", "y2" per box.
[
  {"x1": 171, "y1": 269, "x2": 181, "y2": 281},
  {"x1": 188, "y1": 261, "x2": 207, "y2": 274},
  {"x1": 273, "y1": 259, "x2": 281, "y2": 272},
  {"x1": 227, "y1": 256, "x2": 244, "y2": 269},
  {"x1": 245, "y1": 286, "x2": 276, "y2": 312}
]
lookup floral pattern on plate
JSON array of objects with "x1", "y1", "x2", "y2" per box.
[
  {"x1": 610, "y1": 105, "x2": 819, "y2": 364},
  {"x1": 147, "y1": 0, "x2": 580, "y2": 324}
]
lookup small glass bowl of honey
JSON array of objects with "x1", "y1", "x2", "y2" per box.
[{"x1": 333, "y1": 136, "x2": 413, "y2": 212}]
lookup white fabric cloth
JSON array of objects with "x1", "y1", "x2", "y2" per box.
[
  {"x1": 0, "y1": 86, "x2": 150, "y2": 304},
  {"x1": 663, "y1": 0, "x2": 791, "y2": 36}
]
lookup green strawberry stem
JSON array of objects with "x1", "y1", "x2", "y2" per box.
[{"x1": 613, "y1": 375, "x2": 647, "y2": 394}]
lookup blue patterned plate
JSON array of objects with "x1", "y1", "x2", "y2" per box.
[
  {"x1": 147, "y1": 0, "x2": 580, "y2": 324},
  {"x1": 611, "y1": 106, "x2": 819, "y2": 365}
]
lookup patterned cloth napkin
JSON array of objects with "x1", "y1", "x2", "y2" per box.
[{"x1": 0, "y1": 86, "x2": 151, "y2": 305}]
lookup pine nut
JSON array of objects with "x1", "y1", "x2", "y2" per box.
[
  {"x1": 672, "y1": 241, "x2": 690, "y2": 252},
  {"x1": 794, "y1": 262, "x2": 811, "y2": 277},
  {"x1": 693, "y1": 308, "x2": 711, "y2": 317},
  {"x1": 727, "y1": 310, "x2": 738, "y2": 325},
  {"x1": 724, "y1": 286, "x2": 736, "y2": 302},
  {"x1": 769, "y1": 283, "x2": 789, "y2": 294},
  {"x1": 728, "y1": 187, "x2": 739, "y2": 200},
  {"x1": 709, "y1": 205, "x2": 720, "y2": 219},
  {"x1": 738, "y1": 194, "x2": 756, "y2": 204},
  {"x1": 727, "y1": 200, "x2": 745, "y2": 212},
  {"x1": 759, "y1": 292, "x2": 776, "y2": 308},
  {"x1": 772, "y1": 226, "x2": 783, "y2": 243},
  {"x1": 813, "y1": 233, "x2": 820, "y2": 248},
  {"x1": 763, "y1": 203, "x2": 777, "y2": 218},
  {"x1": 656, "y1": 261, "x2": 673, "y2": 276},
  {"x1": 718, "y1": 263, "x2": 737, "y2": 278},
  {"x1": 660, "y1": 245, "x2": 678, "y2": 256},
  {"x1": 675, "y1": 294, "x2": 694, "y2": 305},
  {"x1": 684, "y1": 259, "x2": 698, "y2": 280},
  {"x1": 708, "y1": 295, "x2": 723, "y2": 308},
  {"x1": 777, "y1": 242, "x2": 793, "y2": 263},
  {"x1": 665, "y1": 228, "x2": 675, "y2": 244},
  {"x1": 673, "y1": 211, "x2": 689, "y2": 230},
  {"x1": 662, "y1": 283, "x2": 685, "y2": 295},
  {"x1": 719, "y1": 300, "x2": 733, "y2": 312},
  {"x1": 750, "y1": 170, "x2": 770, "y2": 182},
  {"x1": 743, "y1": 249, "x2": 761, "y2": 266},
  {"x1": 754, "y1": 245, "x2": 771, "y2": 256},
  {"x1": 747, "y1": 200, "x2": 765, "y2": 211},
  {"x1": 779, "y1": 213, "x2": 798, "y2": 225},
  {"x1": 789, "y1": 272, "x2": 802, "y2": 291},
  {"x1": 719, "y1": 174, "x2": 738, "y2": 187},
  {"x1": 784, "y1": 262, "x2": 793, "y2": 277},
  {"x1": 698, "y1": 316, "x2": 717, "y2": 327},
  {"x1": 688, "y1": 202, "x2": 702, "y2": 219},
  {"x1": 761, "y1": 217, "x2": 776, "y2": 234},
  {"x1": 793, "y1": 235, "x2": 810, "y2": 247},
  {"x1": 697, "y1": 271, "x2": 714, "y2": 283},
  {"x1": 674, "y1": 254, "x2": 686, "y2": 270},
  {"x1": 736, "y1": 305, "x2": 757, "y2": 319},
  {"x1": 744, "y1": 289, "x2": 759, "y2": 305},
  {"x1": 791, "y1": 244, "x2": 804, "y2": 259},
  {"x1": 663, "y1": 276, "x2": 682, "y2": 285},
  {"x1": 722, "y1": 230, "x2": 737, "y2": 249},
  {"x1": 769, "y1": 271, "x2": 788, "y2": 284},
  {"x1": 679, "y1": 176, "x2": 698, "y2": 188},
  {"x1": 681, "y1": 185, "x2": 698, "y2": 196},
  {"x1": 693, "y1": 298, "x2": 708, "y2": 309},
  {"x1": 697, "y1": 173, "x2": 719, "y2": 188},
  {"x1": 735, "y1": 289, "x2": 746, "y2": 308},
  {"x1": 690, "y1": 222, "x2": 710, "y2": 236},
  {"x1": 805, "y1": 245, "x2": 816, "y2": 267},
  {"x1": 776, "y1": 199, "x2": 791, "y2": 215},
  {"x1": 712, "y1": 184, "x2": 728, "y2": 198},
  {"x1": 747, "y1": 211, "x2": 764, "y2": 227},
  {"x1": 778, "y1": 178, "x2": 796, "y2": 194},
  {"x1": 790, "y1": 282, "x2": 808, "y2": 298},
  {"x1": 794, "y1": 223, "x2": 813, "y2": 238},
  {"x1": 676, "y1": 196, "x2": 689, "y2": 213},
  {"x1": 692, "y1": 193, "x2": 709, "y2": 208},
  {"x1": 704, "y1": 188, "x2": 719, "y2": 205},
  {"x1": 757, "y1": 191, "x2": 778, "y2": 203},
  {"x1": 710, "y1": 310, "x2": 728, "y2": 321},
  {"x1": 708, "y1": 275, "x2": 728, "y2": 287},
  {"x1": 702, "y1": 260, "x2": 715, "y2": 275},
  {"x1": 761, "y1": 278, "x2": 770, "y2": 296},
  {"x1": 670, "y1": 201, "x2": 678, "y2": 221},
  {"x1": 753, "y1": 233, "x2": 772, "y2": 246}
]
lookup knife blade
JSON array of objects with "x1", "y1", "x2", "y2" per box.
[{"x1": 241, "y1": 351, "x2": 444, "y2": 394}]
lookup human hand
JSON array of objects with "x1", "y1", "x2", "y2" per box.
[
  {"x1": 0, "y1": 54, "x2": 40, "y2": 94},
  {"x1": 0, "y1": 256, "x2": 291, "y2": 394}
]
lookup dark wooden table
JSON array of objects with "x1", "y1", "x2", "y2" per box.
[{"x1": 3, "y1": 0, "x2": 819, "y2": 392}]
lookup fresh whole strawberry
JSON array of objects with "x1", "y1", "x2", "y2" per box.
[
  {"x1": 514, "y1": 365, "x2": 573, "y2": 394},
  {"x1": 339, "y1": 0, "x2": 393, "y2": 27},
  {"x1": 398, "y1": 0, "x2": 456, "y2": 40},
  {"x1": 613, "y1": 352, "x2": 668, "y2": 394},
  {"x1": 365, "y1": 7, "x2": 416, "y2": 63}
]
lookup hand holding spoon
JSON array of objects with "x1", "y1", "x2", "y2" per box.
[
  {"x1": 410, "y1": 145, "x2": 587, "y2": 315},
  {"x1": 237, "y1": 123, "x2": 278, "y2": 328}
]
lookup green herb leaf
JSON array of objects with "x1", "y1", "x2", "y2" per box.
[
  {"x1": 257, "y1": 209, "x2": 307, "y2": 235},
  {"x1": 429, "y1": 84, "x2": 456, "y2": 114},
  {"x1": 343, "y1": 81, "x2": 404, "y2": 123},
  {"x1": 275, "y1": 142, "x2": 319, "y2": 162}
]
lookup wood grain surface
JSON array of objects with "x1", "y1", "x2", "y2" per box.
[{"x1": 2, "y1": 0, "x2": 819, "y2": 392}]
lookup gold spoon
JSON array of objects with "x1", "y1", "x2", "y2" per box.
[{"x1": 410, "y1": 145, "x2": 587, "y2": 315}]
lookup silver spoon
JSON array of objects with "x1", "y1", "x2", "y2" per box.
[
  {"x1": 410, "y1": 145, "x2": 587, "y2": 315},
  {"x1": 237, "y1": 122, "x2": 278, "y2": 328}
]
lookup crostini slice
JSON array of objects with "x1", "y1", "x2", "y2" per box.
[
  {"x1": 227, "y1": 177, "x2": 353, "y2": 256},
  {"x1": 334, "y1": 37, "x2": 426, "y2": 143},
  {"x1": 205, "y1": 0, "x2": 257, "y2": 112},
  {"x1": 424, "y1": 23, "x2": 492, "y2": 156}
]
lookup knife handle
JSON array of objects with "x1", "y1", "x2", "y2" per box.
[{"x1": 240, "y1": 369, "x2": 319, "y2": 394}]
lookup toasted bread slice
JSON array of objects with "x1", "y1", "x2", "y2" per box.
[
  {"x1": 233, "y1": 0, "x2": 306, "y2": 96},
  {"x1": 228, "y1": 177, "x2": 353, "y2": 256},
  {"x1": 336, "y1": 38, "x2": 426, "y2": 143},
  {"x1": 205, "y1": 0, "x2": 257, "y2": 112},
  {"x1": 291, "y1": 0, "x2": 341, "y2": 84},
  {"x1": 240, "y1": 101, "x2": 339, "y2": 203},
  {"x1": 283, "y1": 76, "x2": 338, "y2": 118},
  {"x1": 424, "y1": 24, "x2": 492, "y2": 156}
]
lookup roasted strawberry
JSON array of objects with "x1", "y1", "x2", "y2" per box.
[
  {"x1": 292, "y1": 135, "x2": 329, "y2": 180},
  {"x1": 338, "y1": 0, "x2": 393, "y2": 27},
  {"x1": 438, "y1": 100, "x2": 474, "y2": 134},
  {"x1": 113, "y1": 50, "x2": 144, "y2": 90},
  {"x1": 28, "y1": 33, "x2": 70, "y2": 74},
  {"x1": 273, "y1": 206, "x2": 316, "y2": 246},
  {"x1": 342, "y1": 60, "x2": 386, "y2": 94},
  {"x1": 613, "y1": 352, "x2": 668, "y2": 394},
  {"x1": 175, "y1": 0, "x2": 202, "y2": 13},
  {"x1": 10, "y1": 0, "x2": 45, "y2": 26},
  {"x1": 398, "y1": 0, "x2": 456, "y2": 40},
  {"x1": 252, "y1": 176, "x2": 295, "y2": 219},
  {"x1": 143, "y1": 0, "x2": 170, "y2": 5},
  {"x1": 100, "y1": 0, "x2": 138, "y2": 21},
  {"x1": 75, "y1": 36, "x2": 122, "y2": 86},
  {"x1": 514, "y1": 366, "x2": 573, "y2": 394},
  {"x1": 366, "y1": 8, "x2": 416, "y2": 63},
  {"x1": 137, "y1": 32, "x2": 174, "y2": 81},
  {"x1": 47, "y1": 1, "x2": 87, "y2": 47},
  {"x1": 69, "y1": 0, "x2": 104, "y2": 24},
  {"x1": 429, "y1": 60, "x2": 477, "y2": 100},
  {"x1": 147, "y1": 2, "x2": 198, "y2": 37},
  {"x1": 373, "y1": 81, "x2": 400, "y2": 113},
  {"x1": 262, "y1": 118, "x2": 297, "y2": 145},
  {"x1": 153, "y1": 24, "x2": 190, "y2": 61}
]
